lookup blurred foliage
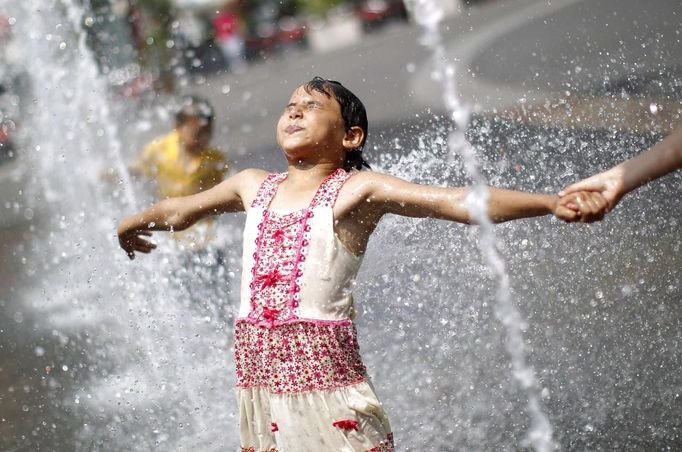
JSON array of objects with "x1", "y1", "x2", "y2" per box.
[
  {"x1": 135, "y1": 0, "x2": 173, "y2": 16},
  {"x1": 296, "y1": 0, "x2": 343, "y2": 17}
]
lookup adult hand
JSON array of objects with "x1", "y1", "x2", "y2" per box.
[{"x1": 559, "y1": 167, "x2": 625, "y2": 213}]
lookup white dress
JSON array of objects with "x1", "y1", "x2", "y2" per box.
[{"x1": 234, "y1": 168, "x2": 394, "y2": 451}]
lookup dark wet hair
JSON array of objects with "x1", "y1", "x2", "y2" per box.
[
  {"x1": 303, "y1": 77, "x2": 370, "y2": 171},
  {"x1": 175, "y1": 95, "x2": 214, "y2": 126}
]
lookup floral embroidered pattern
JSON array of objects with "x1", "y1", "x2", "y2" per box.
[
  {"x1": 248, "y1": 208, "x2": 310, "y2": 326},
  {"x1": 240, "y1": 448, "x2": 278, "y2": 452},
  {"x1": 366, "y1": 433, "x2": 395, "y2": 452},
  {"x1": 333, "y1": 419, "x2": 359, "y2": 431},
  {"x1": 234, "y1": 319, "x2": 366, "y2": 394},
  {"x1": 246, "y1": 168, "x2": 350, "y2": 327}
]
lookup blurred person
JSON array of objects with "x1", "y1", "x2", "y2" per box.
[
  {"x1": 131, "y1": 95, "x2": 230, "y2": 249},
  {"x1": 117, "y1": 77, "x2": 603, "y2": 450},
  {"x1": 560, "y1": 125, "x2": 682, "y2": 221},
  {"x1": 212, "y1": 4, "x2": 247, "y2": 73}
]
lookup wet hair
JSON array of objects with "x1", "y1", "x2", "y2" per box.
[
  {"x1": 303, "y1": 77, "x2": 370, "y2": 171},
  {"x1": 175, "y1": 95, "x2": 214, "y2": 127}
]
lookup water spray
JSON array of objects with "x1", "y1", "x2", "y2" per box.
[{"x1": 407, "y1": 1, "x2": 556, "y2": 450}]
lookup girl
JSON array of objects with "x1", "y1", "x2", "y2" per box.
[{"x1": 117, "y1": 77, "x2": 604, "y2": 451}]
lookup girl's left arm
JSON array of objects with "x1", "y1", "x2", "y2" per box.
[{"x1": 360, "y1": 172, "x2": 589, "y2": 224}]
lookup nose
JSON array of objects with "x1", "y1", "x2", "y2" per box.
[{"x1": 288, "y1": 106, "x2": 302, "y2": 119}]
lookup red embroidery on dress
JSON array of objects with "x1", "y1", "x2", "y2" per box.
[
  {"x1": 247, "y1": 169, "x2": 351, "y2": 327},
  {"x1": 365, "y1": 433, "x2": 395, "y2": 452},
  {"x1": 250, "y1": 173, "x2": 285, "y2": 208},
  {"x1": 270, "y1": 422, "x2": 278, "y2": 432},
  {"x1": 234, "y1": 319, "x2": 366, "y2": 394},
  {"x1": 333, "y1": 419, "x2": 359, "y2": 431},
  {"x1": 240, "y1": 448, "x2": 278, "y2": 452}
]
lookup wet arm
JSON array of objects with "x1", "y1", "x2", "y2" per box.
[
  {"x1": 117, "y1": 168, "x2": 256, "y2": 235},
  {"x1": 363, "y1": 173, "x2": 573, "y2": 224},
  {"x1": 612, "y1": 127, "x2": 682, "y2": 194},
  {"x1": 561, "y1": 125, "x2": 682, "y2": 209}
]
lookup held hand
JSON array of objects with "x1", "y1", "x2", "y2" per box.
[
  {"x1": 551, "y1": 194, "x2": 580, "y2": 222},
  {"x1": 556, "y1": 191, "x2": 609, "y2": 223},
  {"x1": 118, "y1": 229, "x2": 157, "y2": 260},
  {"x1": 558, "y1": 167, "x2": 625, "y2": 212}
]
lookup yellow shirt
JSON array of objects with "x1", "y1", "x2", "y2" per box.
[
  {"x1": 134, "y1": 130, "x2": 229, "y2": 247},
  {"x1": 135, "y1": 130, "x2": 228, "y2": 198}
]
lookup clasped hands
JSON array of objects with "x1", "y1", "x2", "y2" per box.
[
  {"x1": 553, "y1": 169, "x2": 625, "y2": 223},
  {"x1": 554, "y1": 190, "x2": 609, "y2": 223}
]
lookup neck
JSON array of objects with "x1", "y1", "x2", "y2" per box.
[{"x1": 285, "y1": 160, "x2": 340, "y2": 187}]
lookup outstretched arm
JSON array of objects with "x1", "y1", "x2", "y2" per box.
[
  {"x1": 560, "y1": 125, "x2": 682, "y2": 213},
  {"x1": 358, "y1": 172, "x2": 586, "y2": 223},
  {"x1": 117, "y1": 168, "x2": 265, "y2": 259}
]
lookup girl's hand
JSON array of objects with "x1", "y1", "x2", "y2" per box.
[
  {"x1": 556, "y1": 190, "x2": 609, "y2": 223},
  {"x1": 118, "y1": 230, "x2": 156, "y2": 260}
]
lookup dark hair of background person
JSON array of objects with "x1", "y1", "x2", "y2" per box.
[{"x1": 175, "y1": 95, "x2": 215, "y2": 126}]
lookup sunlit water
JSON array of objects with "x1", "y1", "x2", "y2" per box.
[
  {"x1": 408, "y1": 0, "x2": 553, "y2": 449},
  {"x1": 1, "y1": 1, "x2": 681, "y2": 451}
]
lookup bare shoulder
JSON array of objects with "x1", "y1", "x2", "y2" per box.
[
  {"x1": 228, "y1": 168, "x2": 271, "y2": 208},
  {"x1": 343, "y1": 170, "x2": 410, "y2": 196},
  {"x1": 345, "y1": 169, "x2": 396, "y2": 187},
  {"x1": 336, "y1": 170, "x2": 401, "y2": 216},
  {"x1": 235, "y1": 168, "x2": 270, "y2": 183}
]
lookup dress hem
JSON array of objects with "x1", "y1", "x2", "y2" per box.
[{"x1": 238, "y1": 432, "x2": 394, "y2": 452}]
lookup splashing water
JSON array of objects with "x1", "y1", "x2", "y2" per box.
[
  {"x1": 407, "y1": 0, "x2": 555, "y2": 450},
  {"x1": 3, "y1": 1, "x2": 240, "y2": 449},
  {"x1": 2, "y1": 0, "x2": 681, "y2": 450}
]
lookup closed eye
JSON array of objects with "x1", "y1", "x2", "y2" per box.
[{"x1": 285, "y1": 101, "x2": 322, "y2": 112}]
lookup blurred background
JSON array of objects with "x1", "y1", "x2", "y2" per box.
[{"x1": 0, "y1": 0, "x2": 680, "y2": 450}]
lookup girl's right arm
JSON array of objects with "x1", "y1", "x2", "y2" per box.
[{"x1": 117, "y1": 168, "x2": 267, "y2": 259}]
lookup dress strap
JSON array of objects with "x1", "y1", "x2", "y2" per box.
[
  {"x1": 250, "y1": 173, "x2": 286, "y2": 208},
  {"x1": 310, "y1": 168, "x2": 354, "y2": 209}
]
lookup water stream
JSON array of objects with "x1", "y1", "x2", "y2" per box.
[{"x1": 408, "y1": 0, "x2": 553, "y2": 449}]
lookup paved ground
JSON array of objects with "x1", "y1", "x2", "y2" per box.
[{"x1": 1, "y1": 0, "x2": 681, "y2": 449}]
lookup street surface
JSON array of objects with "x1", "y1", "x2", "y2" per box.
[{"x1": 1, "y1": 0, "x2": 681, "y2": 450}]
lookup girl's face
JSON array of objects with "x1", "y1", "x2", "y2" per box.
[{"x1": 276, "y1": 86, "x2": 348, "y2": 163}]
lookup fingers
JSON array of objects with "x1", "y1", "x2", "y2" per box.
[
  {"x1": 554, "y1": 204, "x2": 579, "y2": 222},
  {"x1": 568, "y1": 191, "x2": 608, "y2": 223},
  {"x1": 558, "y1": 176, "x2": 602, "y2": 197},
  {"x1": 558, "y1": 182, "x2": 589, "y2": 197},
  {"x1": 120, "y1": 232, "x2": 156, "y2": 260},
  {"x1": 132, "y1": 236, "x2": 157, "y2": 253}
]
